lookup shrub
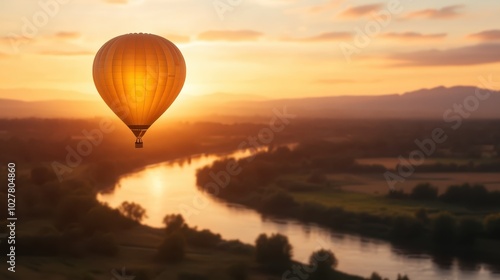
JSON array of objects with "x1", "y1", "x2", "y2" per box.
[
  {"x1": 391, "y1": 215, "x2": 424, "y2": 240},
  {"x1": 118, "y1": 201, "x2": 147, "y2": 223},
  {"x1": 414, "y1": 208, "x2": 429, "y2": 224},
  {"x1": 457, "y1": 218, "x2": 483, "y2": 245},
  {"x1": 157, "y1": 232, "x2": 185, "y2": 263},
  {"x1": 255, "y1": 233, "x2": 292, "y2": 270},
  {"x1": 431, "y1": 212, "x2": 457, "y2": 245},
  {"x1": 410, "y1": 183, "x2": 438, "y2": 200},
  {"x1": 309, "y1": 249, "x2": 338, "y2": 280},
  {"x1": 440, "y1": 184, "x2": 490, "y2": 207},
  {"x1": 260, "y1": 191, "x2": 298, "y2": 214},
  {"x1": 82, "y1": 204, "x2": 132, "y2": 233},
  {"x1": 185, "y1": 228, "x2": 222, "y2": 248},
  {"x1": 163, "y1": 214, "x2": 186, "y2": 235},
  {"x1": 387, "y1": 189, "x2": 408, "y2": 199},
  {"x1": 370, "y1": 272, "x2": 389, "y2": 280},
  {"x1": 396, "y1": 274, "x2": 410, "y2": 280},
  {"x1": 55, "y1": 195, "x2": 97, "y2": 228},
  {"x1": 484, "y1": 213, "x2": 500, "y2": 239}
]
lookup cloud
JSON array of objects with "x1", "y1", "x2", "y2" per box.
[
  {"x1": 339, "y1": 3, "x2": 383, "y2": 18},
  {"x1": 468, "y1": 30, "x2": 500, "y2": 42},
  {"x1": 197, "y1": 30, "x2": 263, "y2": 42},
  {"x1": 52, "y1": 31, "x2": 81, "y2": 40},
  {"x1": 315, "y1": 78, "x2": 380, "y2": 84},
  {"x1": 388, "y1": 44, "x2": 500, "y2": 66},
  {"x1": 38, "y1": 50, "x2": 94, "y2": 56},
  {"x1": 103, "y1": 0, "x2": 129, "y2": 4},
  {"x1": 163, "y1": 34, "x2": 191, "y2": 44},
  {"x1": 382, "y1": 32, "x2": 447, "y2": 41},
  {"x1": 404, "y1": 5, "x2": 463, "y2": 20},
  {"x1": 304, "y1": 0, "x2": 344, "y2": 14},
  {"x1": 283, "y1": 31, "x2": 352, "y2": 42}
]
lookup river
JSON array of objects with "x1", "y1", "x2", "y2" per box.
[{"x1": 98, "y1": 149, "x2": 500, "y2": 280}]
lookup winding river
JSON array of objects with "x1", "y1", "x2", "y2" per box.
[{"x1": 98, "y1": 149, "x2": 500, "y2": 280}]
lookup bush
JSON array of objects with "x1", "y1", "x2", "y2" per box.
[
  {"x1": 369, "y1": 272, "x2": 389, "y2": 280},
  {"x1": 260, "y1": 191, "x2": 298, "y2": 214},
  {"x1": 457, "y1": 218, "x2": 483, "y2": 245},
  {"x1": 118, "y1": 201, "x2": 147, "y2": 223},
  {"x1": 440, "y1": 184, "x2": 490, "y2": 207},
  {"x1": 185, "y1": 228, "x2": 222, "y2": 248},
  {"x1": 157, "y1": 232, "x2": 185, "y2": 263},
  {"x1": 227, "y1": 262, "x2": 248, "y2": 280},
  {"x1": 391, "y1": 215, "x2": 424, "y2": 240},
  {"x1": 82, "y1": 204, "x2": 133, "y2": 233},
  {"x1": 410, "y1": 183, "x2": 438, "y2": 200},
  {"x1": 309, "y1": 249, "x2": 338, "y2": 280},
  {"x1": 432, "y1": 212, "x2": 457, "y2": 245},
  {"x1": 163, "y1": 214, "x2": 186, "y2": 235},
  {"x1": 396, "y1": 274, "x2": 410, "y2": 280},
  {"x1": 387, "y1": 190, "x2": 408, "y2": 199},
  {"x1": 216, "y1": 240, "x2": 254, "y2": 255},
  {"x1": 55, "y1": 195, "x2": 97, "y2": 228},
  {"x1": 414, "y1": 208, "x2": 429, "y2": 224},
  {"x1": 484, "y1": 213, "x2": 500, "y2": 239},
  {"x1": 255, "y1": 233, "x2": 292, "y2": 270}
]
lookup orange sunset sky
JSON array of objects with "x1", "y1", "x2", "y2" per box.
[{"x1": 1, "y1": 0, "x2": 500, "y2": 101}]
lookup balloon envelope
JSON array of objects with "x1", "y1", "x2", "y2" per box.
[{"x1": 93, "y1": 33, "x2": 186, "y2": 148}]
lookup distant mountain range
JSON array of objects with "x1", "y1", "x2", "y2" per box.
[{"x1": 1, "y1": 86, "x2": 499, "y2": 120}]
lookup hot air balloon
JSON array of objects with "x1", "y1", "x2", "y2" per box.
[{"x1": 93, "y1": 33, "x2": 186, "y2": 148}]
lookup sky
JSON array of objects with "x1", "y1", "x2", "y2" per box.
[{"x1": 1, "y1": 0, "x2": 500, "y2": 101}]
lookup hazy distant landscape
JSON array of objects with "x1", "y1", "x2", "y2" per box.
[{"x1": 2, "y1": 86, "x2": 500, "y2": 120}]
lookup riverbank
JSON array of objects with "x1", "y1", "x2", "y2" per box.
[{"x1": 195, "y1": 145, "x2": 500, "y2": 270}]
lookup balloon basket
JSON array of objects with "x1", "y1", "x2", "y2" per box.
[{"x1": 135, "y1": 138, "x2": 143, "y2": 149}]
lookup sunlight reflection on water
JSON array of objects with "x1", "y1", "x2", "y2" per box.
[{"x1": 98, "y1": 148, "x2": 499, "y2": 280}]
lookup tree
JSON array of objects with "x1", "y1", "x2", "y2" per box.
[
  {"x1": 309, "y1": 249, "x2": 338, "y2": 280},
  {"x1": 163, "y1": 214, "x2": 186, "y2": 234},
  {"x1": 484, "y1": 213, "x2": 500, "y2": 239},
  {"x1": 414, "y1": 208, "x2": 429, "y2": 224},
  {"x1": 396, "y1": 274, "x2": 410, "y2": 280},
  {"x1": 432, "y1": 212, "x2": 457, "y2": 245},
  {"x1": 157, "y1": 232, "x2": 185, "y2": 263},
  {"x1": 369, "y1": 272, "x2": 389, "y2": 280},
  {"x1": 457, "y1": 218, "x2": 483, "y2": 245},
  {"x1": 255, "y1": 233, "x2": 292, "y2": 270},
  {"x1": 118, "y1": 201, "x2": 147, "y2": 223},
  {"x1": 410, "y1": 183, "x2": 438, "y2": 200}
]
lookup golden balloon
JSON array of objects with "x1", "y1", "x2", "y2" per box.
[{"x1": 93, "y1": 33, "x2": 186, "y2": 148}]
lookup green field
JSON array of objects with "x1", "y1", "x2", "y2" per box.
[{"x1": 1, "y1": 219, "x2": 364, "y2": 280}]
